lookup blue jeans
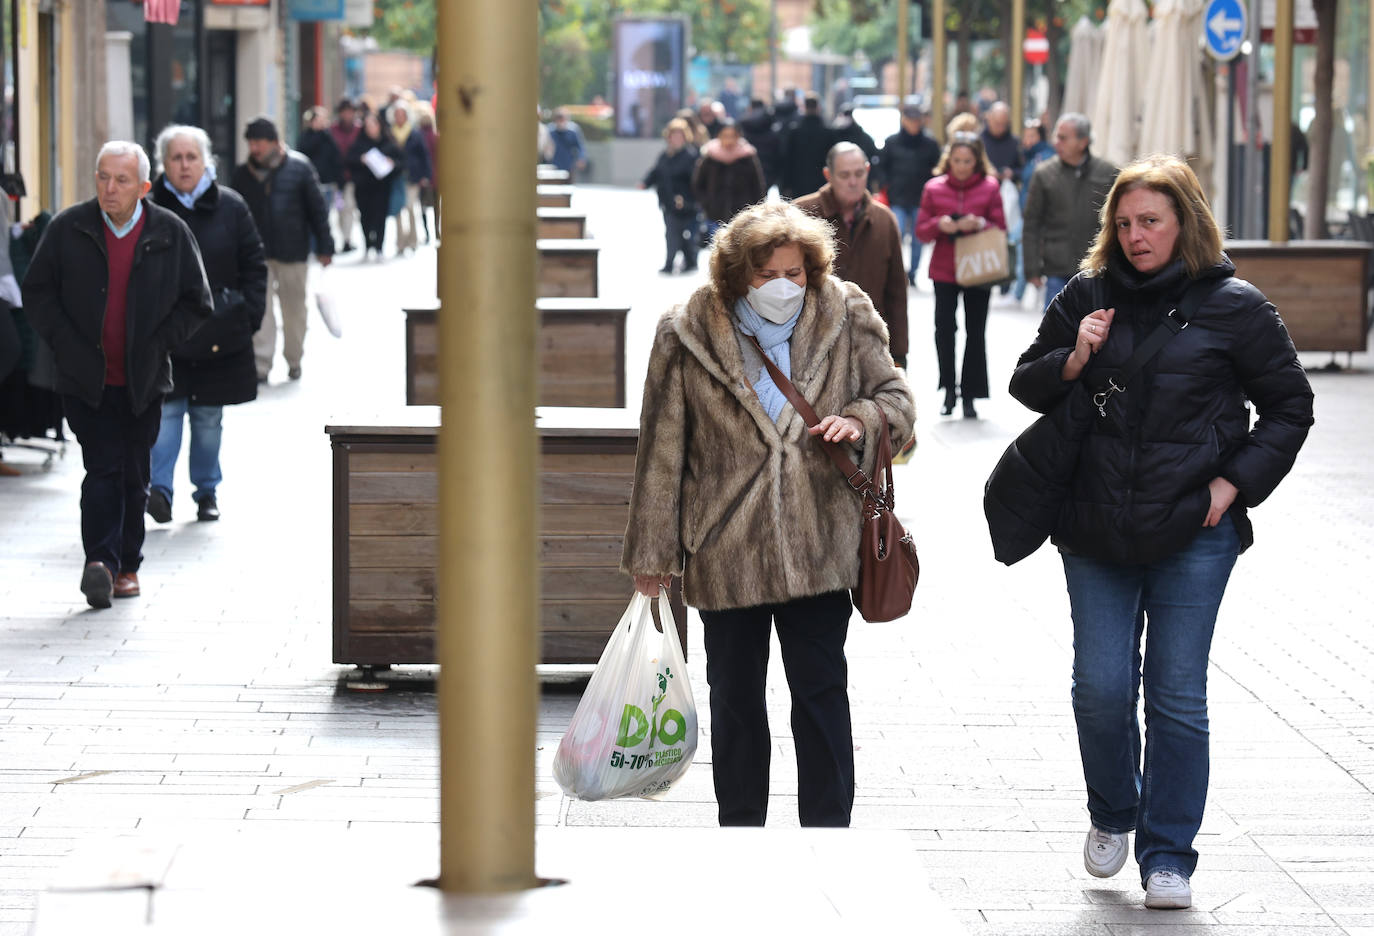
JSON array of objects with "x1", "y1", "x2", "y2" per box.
[
  {"x1": 1043, "y1": 274, "x2": 1070, "y2": 312},
  {"x1": 1061, "y1": 514, "x2": 1240, "y2": 884},
  {"x1": 150, "y1": 397, "x2": 223, "y2": 504},
  {"x1": 890, "y1": 204, "x2": 923, "y2": 283}
]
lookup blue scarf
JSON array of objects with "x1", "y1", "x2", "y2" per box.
[
  {"x1": 163, "y1": 166, "x2": 217, "y2": 210},
  {"x1": 734, "y1": 296, "x2": 803, "y2": 422}
]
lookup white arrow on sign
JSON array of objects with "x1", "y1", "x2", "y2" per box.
[{"x1": 1208, "y1": 9, "x2": 1243, "y2": 38}]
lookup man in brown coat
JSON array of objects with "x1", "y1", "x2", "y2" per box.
[{"x1": 794, "y1": 142, "x2": 909, "y2": 367}]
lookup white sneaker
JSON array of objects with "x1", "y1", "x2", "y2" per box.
[
  {"x1": 1144, "y1": 870, "x2": 1192, "y2": 909},
  {"x1": 1083, "y1": 825, "x2": 1129, "y2": 878}
]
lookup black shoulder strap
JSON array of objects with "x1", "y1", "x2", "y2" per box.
[{"x1": 1092, "y1": 277, "x2": 1215, "y2": 415}]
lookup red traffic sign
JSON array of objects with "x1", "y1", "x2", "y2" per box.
[{"x1": 1023, "y1": 29, "x2": 1049, "y2": 65}]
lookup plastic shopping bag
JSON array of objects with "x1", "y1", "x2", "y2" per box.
[
  {"x1": 312, "y1": 265, "x2": 342, "y2": 338},
  {"x1": 553, "y1": 590, "x2": 697, "y2": 801},
  {"x1": 1000, "y1": 178, "x2": 1022, "y2": 236}
]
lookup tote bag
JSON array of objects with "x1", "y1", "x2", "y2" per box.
[{"x1": 955, "y1": 227, "x2": 1009, "y2": 287}]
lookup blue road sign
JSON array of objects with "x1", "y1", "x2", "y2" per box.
[{"x1": 1204, "y1": 0, "x2": 1247, "y2": 61}]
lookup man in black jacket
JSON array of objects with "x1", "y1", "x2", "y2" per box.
[
  {"x1": 780, "y1": 93, "x2": 834, "y2": 200},
  {"x1": 229, "y1": 117, "x2": 332, "y2": 383},
  {"x1": 23, "y1": 141, "x2": 212, "y2": 608},
  {"x1": 875, "y1": 103, "x2": 942, "y2": 286}
]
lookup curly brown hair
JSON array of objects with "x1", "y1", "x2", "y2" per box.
[
  {"x1": 1081, "y1": 154, "x2": 1224, "y2": 278},
  {"x1": 709, "y1": 201, "x2": 836, "y2": 310}
]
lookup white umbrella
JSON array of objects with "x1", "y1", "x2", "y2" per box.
[
  {"x1": 1138, "y1": 0, "x2": 1213, "y2": 166},
  {"x1": 1062, "y1": 17, "x2": 1105, "y2": 119},
  {"x1": 1091, "y1": 0, "x2": 1151, "y2": 167}
]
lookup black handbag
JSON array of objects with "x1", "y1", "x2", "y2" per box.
[{"x1": 984, "y1": 276, "x2": 1213, "y2": 565}]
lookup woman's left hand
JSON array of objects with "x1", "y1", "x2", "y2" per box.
[
  {"x1": 1204, "y1": 477, "x2": 1239, "y2": 527},
  {"x1": 810, "y1": 415, "x2": 864, "y2": 443}
]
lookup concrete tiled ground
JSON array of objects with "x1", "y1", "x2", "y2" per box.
[{"x1": 2, "y1": 186, "x2": 1372, "y2": 933}]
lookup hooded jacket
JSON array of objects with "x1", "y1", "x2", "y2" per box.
[
  {"x1": 21, "y1": 198, "x2": 212, "y2": 416},
  {"x1": 692, "y1": 138, "x2": 766, "y2": 223},
  {"x1": 793, "y1": 185, "x2": 909, "y2": 360},
  {"x1": 916, "y1": 172, "x2": 1007, "y2": 284},
  {"x1": 621, "y1": 276, "x2": 915, "y2": 611},
  {"x1": 1008, "y1": 255, "x2": 1314, "y2": 564}
]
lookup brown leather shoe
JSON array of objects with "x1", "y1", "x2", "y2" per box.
[{"x1": 113, "y1": 572, "x2": 140, "y2": 598}]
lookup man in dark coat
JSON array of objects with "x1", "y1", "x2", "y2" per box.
[
  {"x1": 148, "y1": 125, "x2": 269, "y2": 524},
  {"x1": 875, "y1": 103, "x2": 942, "y2": 286},
  {"x1": 794, "y1": 143, "x2": 909, "y2": 368},
  {"x1": 738, "y1": 98, "x2": 782, "y2": 191},
  {"x1": 780, "y1": 93, "x2": 835, "y2": 200},
  {"x1": 330, "y1": 97, "x2": 362, "y2": 252},
  {"x1": 22, "y1": 141, "x2": 212, "y2": 608},
  {"x1": 228, "y1": 117, "x2": 332, "y2": 382}
]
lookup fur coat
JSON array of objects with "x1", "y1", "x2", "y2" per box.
[{"x1": 621, "y1": 275, "x2": 915, "y2": 611}]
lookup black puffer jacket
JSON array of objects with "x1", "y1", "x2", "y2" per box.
[
  {"x1": 642, "y1": 145, "x2": 699, "y2": 215},
  {"x1": 21, "y1": 198, "x2": 212, "y2": 416},
  {"x1": 1008, "y1": 254, "x2": 1314, "y2": 564},
  {"x1": 152, "y1": 176, "x2": 268, "y2": 406},
  {"x1": 228, "y1": 150, "x2": 333, "y2": 263}
]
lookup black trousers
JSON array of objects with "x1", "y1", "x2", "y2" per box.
[
  {"x1": 62, "y1": 387, "x2": 163, "y2": 576},
  {"x1": 663, "y1": 209, "x2": 698, "y2": 271},
  {"x1": 700, "y1": 590, "x2": 855, "y2": 827},
  {"x1": 932, "y1": 281, "x2": 991, "y2": 398}
]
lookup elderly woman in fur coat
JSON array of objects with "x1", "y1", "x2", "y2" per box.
[{"x1": 621, "y1": 201, "x2": 914, "y2": 828}]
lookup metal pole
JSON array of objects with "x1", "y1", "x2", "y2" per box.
[
  {"x1": 1010, "y1": 0, "x2": 1025, "y2": 134},
  {"x1": 1268, "y1": 0, "x2": 1294, "y2": 242},
  {"x1": 932, "y1": 0, "x2": 946, "y2": 142},
  {"x1": 436, "y1": 0, "x2": 540, "y2": 894},
  {"x1": 1244, "y1": 0, "x2": 1263, "y2": 238},
  {"x1": 896, "y1": 0, "x2": 909, "y2": 104}
]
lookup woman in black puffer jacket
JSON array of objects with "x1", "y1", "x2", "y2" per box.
[
  {"x1": 149, "y1": 125, "x2": 268, "y2": 523},
  {"x1": 1008, "y1": 155, "x2": 1312, "y2": 911}
]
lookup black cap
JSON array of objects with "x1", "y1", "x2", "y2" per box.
[
  {"x1": 902, "y1": 102, "x2": 926, "y2": 120},
  {"x1": 244, "y1": 117, "x2": 279, "y2": 142}
]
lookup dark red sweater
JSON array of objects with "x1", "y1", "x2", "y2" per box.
[{"x1": 102, "y1": 210, "x2": 146, "y2": 387}]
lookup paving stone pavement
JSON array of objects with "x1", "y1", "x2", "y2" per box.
[{"x1": 2, "y1": 187, "x2": 1372, "y2": 934}]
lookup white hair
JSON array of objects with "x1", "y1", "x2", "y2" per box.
[
  {"x1": 96, "y1": 140, "x2": 151, "y2": 183},
  {"x1": 153, "y1": 125, "x2": 216, "y2": 176}
]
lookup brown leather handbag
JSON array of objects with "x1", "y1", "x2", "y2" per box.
[{"x1": 749, "y1": 337, "x2": 919, "y2": 622}]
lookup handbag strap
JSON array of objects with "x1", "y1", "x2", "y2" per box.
[
  {"x1": 1091, "y1": 277, "x2": 1214, "y2": 414},
  {"x1": 747, "y1": 335, "x2": 895, "y2": 510}
]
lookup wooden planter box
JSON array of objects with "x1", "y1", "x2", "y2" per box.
[
  {"x1": 537, "y1": 185, "x2": 574, "y2": 209},
  {"x1": 538, "y1": 239, "x2": 599, "y2": 298},
  {"x1": 537, "y1": 208, "x2": 588, "y2": 240},
  {"x1": 405, "y1": 301, "x2": 627, "y2": 408},
  {"x1": 326, "y1": 410, "x2": 684, "y2": 667},
  {"x1": 1225, "y1": 241, "x2": 1370, "y2": 353},
  {"x1": 537, "y1": 167, "x2": 571, "y2": 184}
]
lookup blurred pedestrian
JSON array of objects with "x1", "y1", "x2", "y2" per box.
[
  {"x1": 622, "y1": 200, "x2": 913, "y2": 829},
  {"x1": 875, "y1": 103, "x2": 942, "y2": 287},
  {"x1": 346, "y1": 112, "x2": 403, "y2": 261},
  {"x1": 946, "y1": 111, "x2": 980, "y2": 140},
  {"x1": 718, "y1": 77, "x2": 747, "y2": 120},
  {"x1": 1023, "y1": 113, "x2": 1118, "y2": 310},
  {"x1": 698, "y1": 99, "x2": 726, "y2": 139},
  {"x1": 980, "y1": 102, "x2": 1022, "y2": 296},
  {"x1": 297, "y1": 107, "x2": 343, "y2": 254},
  {"x1": 830, "y1": 102, "x2": 878, "y2": 164},
  {"x1": 228, "y1": 117, "x2": 333, "y2": 382},
  {"x1": 639, "y1": 118, "x2": 699, "y2": 274},
  {"x1": 780, "y1": 93, "x2": 834, "y2": 200},
  {"x1": 148, "y1": 125, "x2": 268, "y2": 525},
  {"x1": 416, "y1": 103, "x2": 440, "y2": 243},
  {"x1": 330, "y1": 97, "x2": 362, "y2": 253},
  {"x1": 738, "y1": 98, "x2": 782, "y2": 191},
  {"x1": 537, "y1": 109, "x2": 554, "y2": 164},
  {"x1": 547, "y1": 108, "x2": 588, "y2": 181},
  {"x1": 795, "y1": 143, "x2": 908, "y2": 368},
  {"x1": 692, "y1": 120, "x2": 766, "y2": 242},
  {"x1": 22, "y1": 141, "x2": 212, "y2": 607},
  {"x1": 916, "y1": 132, "x2": 1005, "y2": 419},
  {"x1": 1007, "y1": 155, "x2": 1313, "y2": 911},
  {"x1": 1011, "y1": 118, "x2": 1056, "y2": 301},
  {"x1": 390, "y1": 101, "x2": 431, "y2": 254}
]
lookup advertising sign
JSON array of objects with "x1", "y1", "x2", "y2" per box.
[
  {"x1": 287, "y1": 0, "x2": 344, "y2": 21},
  {"x1": 613, "y1": 18, "x2": 688, "y2": 139}
]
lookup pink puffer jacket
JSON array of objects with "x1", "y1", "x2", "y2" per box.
[{"x1": 916, "y1": 172, "x2": 1006, "y2": 284}]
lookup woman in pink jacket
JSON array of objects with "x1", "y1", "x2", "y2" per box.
[{"x1": 917, "y1": 133, "x2": 1006, "y2": 418}]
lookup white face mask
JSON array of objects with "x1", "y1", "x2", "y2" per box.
[{"x1": 746, "y1": 277, "x2": 805, "y2": 324}]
